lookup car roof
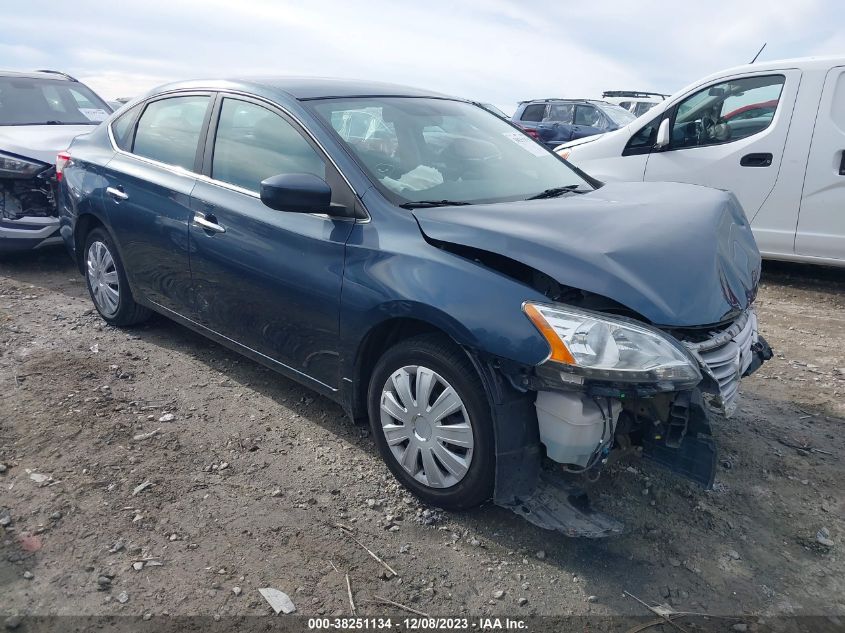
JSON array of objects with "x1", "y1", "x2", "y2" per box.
[
  {"x1": 149, "y1": 76, "x2": 455, "y2": 101},
  {"x1": 0, "y1": 69, "x2": 76, "y2": 81},
  {"x1": 518, "y1": 98, "x2": 607, "y2": 106},
  {"x1": 702, "y1": 55, "x2": 845, "y2": 79}
]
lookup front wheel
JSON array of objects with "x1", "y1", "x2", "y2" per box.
[
  {"x1": 367, "y1": 334, "x2": 494, "y2": 510},
  {"x1": 84, "y1": 227, "x2": 150, "y2": 327}
]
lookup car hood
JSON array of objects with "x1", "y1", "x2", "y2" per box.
[
  {"x1": 412, "y1": 181, "x2": 760, "y2": 327},
  {"x1": 556, "y1": 129, "x2": 620, "y2": 151},
  {"x1": 0, "y1": 125, "x2": 96, "y2": 165}
]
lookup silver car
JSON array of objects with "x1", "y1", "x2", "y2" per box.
[{"x1": 0, "y1": 70, "x2": 112, "y2": 252}]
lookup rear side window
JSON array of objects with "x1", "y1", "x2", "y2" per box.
[
  {"x1": 520, "y1": 104, "x2": 546, "y2": 122},
  {"x1": 211, "y1": 98, "x2": 325, "y2": 192},
  {"x1": 633, "y1": 101, "x2": 655, "y2": 116},
  {"x1": 111, "y1": 104, "x2": 141, "y2": 151},
  {"x1": 132, "y1": 96, "x2": 210, "y2": 170},
  {"x1": 546, "y1": 103, "x2": 573, "y2": 123}
]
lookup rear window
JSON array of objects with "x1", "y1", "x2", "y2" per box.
[
  {"x1": 0, "y1": 76, "x2": 111, "y2": 125},
  {"x1": 520, "y1": 104, "x2": 546, "y2": 122}
]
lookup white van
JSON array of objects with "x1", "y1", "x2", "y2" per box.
[{"x1": 558, "y1": 56, "x2": 845, "y2": 267}]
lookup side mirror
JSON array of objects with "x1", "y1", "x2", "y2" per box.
[
  {"x1": 654, "y1": 118, "x2": 671, "y2": 149},
  {"x1": 260, "y1": 173, "x2": 340, "y2": 215}
]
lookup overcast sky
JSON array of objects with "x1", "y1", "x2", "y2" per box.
[{"x1": 3, "y1": 0, "x2": 844, "y2": 113}]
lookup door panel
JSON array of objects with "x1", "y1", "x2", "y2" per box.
[
  {"x1": 100, "y1": 93, "x2": 211, "y2": 310},
  {"x1": 796, "y1": 66, "x2": 845, "y2": 260},
  {"x1": 187, "y1": 96, "x2": 355, "y2": 389},
  {"x1": 188, "y1": 183, "x2": 353, "y2": 388},
  {"x1": 536, "y1": 103, "x2": 573, "y2": 146},
  {"x1": 643, "y1": 71, "x2": 800, "y2": 225},
  {"x1": 101, "y1": 153, "x2": 196, "y2": 310},
  {"x1": 570, "y1": 105, "x2": 603, "y2": 140}
]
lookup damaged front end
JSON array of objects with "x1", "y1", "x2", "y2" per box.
[
  {"x1": 0, "y1": 152, "x2": 61, "y2": 251},
  {"x1": 490, "y1": 303, "x2": 771, "y2": 538}
]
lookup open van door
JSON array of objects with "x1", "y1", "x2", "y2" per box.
[
  {"x1": 642, "y1": 71, "x2": 800, "y2": 227},
  {"x1": 795, "y1": 66, "x2": 845, "y2": 261}
]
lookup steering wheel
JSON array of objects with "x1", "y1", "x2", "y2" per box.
[{"x1": 699, "y1": 111, "x2": 718, "y2": 143}]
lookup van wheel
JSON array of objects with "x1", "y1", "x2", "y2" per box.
[
  {"x1": 368, "y1": 334, "x2": 494, "y2": 510},
  {"x1": 84, "y1": 227, "x2": 150, "y2": 327}
]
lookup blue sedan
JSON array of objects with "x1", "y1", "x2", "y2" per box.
[{"x1": 58, "y1": 78, "x2": 770, "y2": 535}]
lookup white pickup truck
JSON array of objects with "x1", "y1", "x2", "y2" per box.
[{"x1": 557, "y1": 56, "x2": 845, "y2": 267}]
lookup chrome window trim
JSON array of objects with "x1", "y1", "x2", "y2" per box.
[{"x1": 106, "y1": 87, "x2": 369, "y2": 222}]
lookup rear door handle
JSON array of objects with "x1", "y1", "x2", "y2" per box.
[
  {"x1": 193, "y1": 212, "x2": 225, "y2": 234},
  {"x1": 740, "y1": 152, "x2": 773, "y2": 167},
  {"x1": 106, "y1": 186, "x2": 128, "y2": 200},
  {"x1": 839, "y1": 151, "x2": 845, "y2": 175}
]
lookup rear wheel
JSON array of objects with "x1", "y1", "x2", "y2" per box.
[
  {"x1": 84, "y1": 227, "x2": 150, "y2": 327},
  {"x1": 368, "y1": 334, "x2": 494, "y2": 510}
]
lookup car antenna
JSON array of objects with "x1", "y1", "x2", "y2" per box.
[{"x1": 750, "y1": 42, "x2": 766, "y2": 64}]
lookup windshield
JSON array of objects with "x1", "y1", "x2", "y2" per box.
[
  {"x1": 597, "y1": 102, "x2": 637, "y2": 126},
  {"x1": 0, "y1": 76, "x2": 111, "y2": 126},
  {"x1": 311, "y1": 97, "x2": 590, "y2": 205}
]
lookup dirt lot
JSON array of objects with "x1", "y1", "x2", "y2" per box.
[{"x1": 1, "y1": 249, "x2": 843, "y2": 628}]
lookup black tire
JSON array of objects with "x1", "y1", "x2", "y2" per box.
[
  {"x1": 83, "y1": 227, "x2": 151, "y2": 327},
  {"x1": 367, "y1": 333, "x2": 495, "y2": 510}
]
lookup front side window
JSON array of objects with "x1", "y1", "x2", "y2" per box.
[
  {"x1": 132, "y1": 95, "x2": 210, "y2": 170},
  {"x1": 212, "y1": 99, "x2": 325, "y2": 192},
  {"x1": 596, "y1": 102, "x2": 637, "y2": 126},
  {"x1": 0, "y1": 76, "x2": 111, "y2": 125},
  {"x1": 623, "y1": 114, "x2": 662, "y2": 155},
  {"x1": 311, "y1": 98, "x2": 591, "y2": 205},
  {"x1": 670, "y1": 74, "x2": 784, "y2": 149},
  {"x1": 520, "y1": 104, "x2": 546, "y2": 122}
]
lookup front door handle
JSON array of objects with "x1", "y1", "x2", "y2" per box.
[
  {"x1": 193, "y1": 213, "x2": 225, "y2": 234},
  {"x1": 740, "y1": 152, "x2": 773, "y2": 167},
  {"x1": 839, "y1": 151, "x2": 845, "y2": 175},
  {"x1": 106, "y1": 186, "x2": 128, "y2": 201}
]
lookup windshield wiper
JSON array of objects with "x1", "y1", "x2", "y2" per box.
[
  {"x1": 399, "y1": 200, "x2": 472, "y2": 209},
  {"x1": 527, "y1": 184, "x2": 590, "y2": 200}
]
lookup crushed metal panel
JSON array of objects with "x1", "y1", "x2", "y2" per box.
[
  {"x1": 499, "y1": 470, "x2": 624, "y2": 538},
  {"x1": 684, "y1": 309, "x2": 760, "y2": 416}
]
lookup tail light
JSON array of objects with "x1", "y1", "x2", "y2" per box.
[
  {"x1": 521, "y1": 127, "x2": 540, "y2": 140},
  {"x1": 56, "y1": 151, "x2": 71, "y2": 182}
]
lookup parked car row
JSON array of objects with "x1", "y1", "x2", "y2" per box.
[
  {"x1": 55, "y1": 76, "x2": 772, "y2": 536},
  {"x1": 511, "y1": 97, "x2": 637, "y2": 149}
]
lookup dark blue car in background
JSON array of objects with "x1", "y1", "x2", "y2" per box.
[
  {"x1": 58, "y1": 78, "x2": 770, "y2": 535},
  {"x1": 512, "y1": 98, "x2": 637, "y2": 149}
]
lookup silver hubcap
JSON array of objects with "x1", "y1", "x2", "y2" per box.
[
  {"x1": 380, "y1": 365, "x2": 474, "y2": 489},
  {"x1": 86, "y1": 241, "x2": 120, "y2": 317}
]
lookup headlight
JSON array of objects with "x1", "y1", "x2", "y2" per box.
[
  {"x1": 0, "y1": 152, "x2": 47, "y2": 178},
  {"x1": 523, "y1": 302, "x2": 701, "y2": 385}
]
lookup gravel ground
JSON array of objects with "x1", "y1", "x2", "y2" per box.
[{"x1": 1, "y1": 249, "x2": 843, "y2": 628}]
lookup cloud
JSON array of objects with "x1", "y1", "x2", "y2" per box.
[{"x1": 1, "y1": 0, "x2": 843, "y2": 108}]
